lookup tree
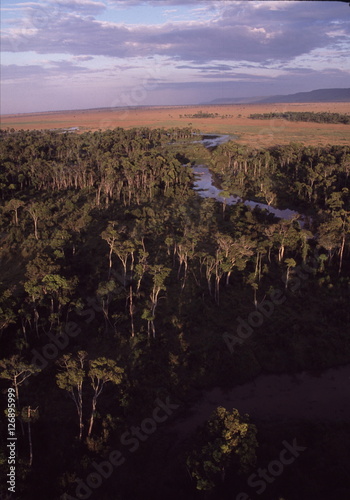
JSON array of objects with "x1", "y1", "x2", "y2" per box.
[
  {"x1": 219, "y1": 182, "x2": 231, "y2": 215},
  {"x1": 134, "y1": 248, "x2": 149, "y2": 295},
  {"x1": 284, "y1": 257, "x2": 297, "y2": 289},
  {"x1": 4, "y1": 199, "x2": 25, "y2": 226},
  {"x1": 175, "y1": 234, "x2": 197, "y2": 290},
  {"x1": 21, "y1": 406, "x2": 39, "y2": 466},
  {"x1": 0, "y1": 356, "x2": 39, "y2": 408},
  {"x1": 186, "y1": 407, "x2": 258, "y2": 491},
  {"x1": 87, "y1": 358, "x2": 124, "y2": 437},
  {"x1": 318, "y1": 201, "x2": 350, "y2": 274},
  {"x1": 148, "y1": 265, "x2": 171, "y2": 338},
  {"x1": 323, "y1": 189, "x2": 350, "y2": 274},
  {"x1": 113, "y1": 239, "x2": 136, "y2": 286},
  {"x1": 56, "y1": 351, "x2": 87, "y2": 440},
  {"x1": 0, "y1": 288, "x2": 16, "y2": 338},
  {"x1": 26, "y1": 202, "x2": 49, "y2": 240},
  {"x1": 24, "y1": 256, "x2": 60, "y2": 335},
  {"x1": 101, "y1": 223, "x2": 118, "y2": 279},
  {"x1": 41, "y1": 273, "x2": 78, "y2": 320},
  {"x1": 96, "y1": 279, "x2": 118, "y2": 332}
]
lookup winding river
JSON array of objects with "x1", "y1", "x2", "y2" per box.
[{"x1": 192, "y1": 134, "x2": 303, "y2": 222}]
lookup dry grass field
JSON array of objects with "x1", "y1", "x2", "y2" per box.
[{"x1": 1, "y1": 102, "x2": 350, "y2": 147}]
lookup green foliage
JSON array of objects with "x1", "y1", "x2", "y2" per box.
[
  {"x1": 249, "y1": 111, "x2": 350, "y2": 124},
  {"x1": 56, "y1": 351, "x2": 87, "y2": 393},
  {"x1": 186, "y1": 407, "x2": 258, "y2": 491},
  {"x1": 0, "y1": 355, "x2": 40, "y2": 403},
  {"x1": 88, "y1": 357, "x2": 124, "y2": 387}
]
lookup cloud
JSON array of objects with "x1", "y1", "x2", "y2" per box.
[
  {"x1": 1, "y1": 60, "x2": 92, "y2": 81},
  {"x1": 54, "y1": 0, "x2": 106, "y2": 14},
  {"x1": 73, "y1": 55, "x2": 94, "y2": 61},
  {"x1": 108, "y1": 0, "x2": 197, "y2": 5},
  {"x1": 1, "y1": 64, "x2": 47, "y2": 81},
  {"x1": 176, "y1": 63, "x2": 234, "y2": 71},
  {"x1": 48, "y1": 59, "x2": 92, "y2": 72},
  {"x1": 2, "y1": 14, "x2": 132, "y2": 56},
  {"x1": 139, "y1": 22, "x2": 327, "y2": 64},
  {"x1": 111, "y1": 63, "x2": 140, "y2": 70},
  {"x1": 2, "y1": 0, "x2": 349, "y2": 68}
]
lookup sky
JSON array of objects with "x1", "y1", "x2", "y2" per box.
[{"x1": 1, "y1": 0, "x2": 350, "y2": 114}]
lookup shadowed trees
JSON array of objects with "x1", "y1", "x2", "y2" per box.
[
  {"x1": 0, "y1": 127, "x2": 350, "y2": 500},
  {"x1": 186, "y1": 407, "x2": 258, "y2": 491}
]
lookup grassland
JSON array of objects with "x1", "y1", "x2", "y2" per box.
[{"x1": 1, "y1": 102, "x2": 350, "y2": 147}]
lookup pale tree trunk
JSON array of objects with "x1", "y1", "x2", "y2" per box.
[
  {"x1": 88, "y1": 395, "x2": 97, "y2": 438},
  {"x1": 150, "y1": 295, "x2": 158, "y2": 338},
  {"x1": 129, "y1": 286, "x2": 135, "y2": 338},
  {"x1": 96, "y1": 185, "x2": 102, "y2": 206},
  {"x1": 78, "y1": 404, "x2": 83, "y2": 441},
  {"x1": 182, "y1": 261, "x2": 188, "y2": 290},
  {"x1": 339, "y1": 234, "x2": 345, "y2": 274},
  {"x1": 14, "y1": 382, "x2": 25, "y2": 436},
  {"x1": 278, "y1": 245, "x2": 285, "y2": 262},
  {"x1": 27, "y1": 407, "x2": 33, "y2": 466},
  {"x1": 33, "y1": 218, "x2": 38, "y2": 240},
  {"x1": 108, "y1": 246, "x2": 113, "y2": 279},
  {"x1": 285, "y1": 267, "x2": 290, "y2": 289},
  {"x1": 215, "y1": 274, "x2": 220, "y2": 305},
  {"x1": 71, "y1": 389, "x2": 83, "y2": 440}
]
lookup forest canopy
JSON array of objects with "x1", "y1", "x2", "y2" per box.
[
  {"x1": 0, "y1": 126, "x2": 350, "y2": 500},
  {"x1": 248, "y1": 111, "x2": 350, "y2": 124}
]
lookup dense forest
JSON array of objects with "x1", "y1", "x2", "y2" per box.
[
  {"x1": 180, "y1": 111, "x2": 233, "y2": 119},
  {"x1": 248, "y1": 111, "x2": 350, "y2": 124},
  {"x1": 0, "y1": 126, "x2": 350, "y2": 500}
]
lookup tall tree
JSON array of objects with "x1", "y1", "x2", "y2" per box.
[
  {"x1": 146, "y1": 265, "x2": 171, "y2": 338},
  {"x1": 101, "y1": 223, "x2": 118, "y2": 279},
  {"x1": 56, "y1": 351, "x2": 87, "y2": 441},
  {"x1": 87, "y1": 358, "x2": 124, "y2": 437},
  {"x1": 26, "y1": 202, "x2": 49, "y2": 240},
  {"x1": 21, "y1": 406, "x2": 39, "y2": 467},
  {"x1": 4, "y1": 199, "x2": 25, "y2": 226}
]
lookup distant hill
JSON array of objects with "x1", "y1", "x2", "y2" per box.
[
  {"x1": 206, "y1": 88, "x2": 350, "y2": 105},
  {"x1": 257, "y1": 88, "x2": 350, "y2": 104},
  {"x1": 204, "y1": 96, "x2": 266, "y2": 105}
]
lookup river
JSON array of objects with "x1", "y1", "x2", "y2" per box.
[{"x1": 192, "y1": 134, "x2": 303, "y2": 222}]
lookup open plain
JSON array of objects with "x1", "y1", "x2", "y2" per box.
[{"x1": 1, "y1": 102, "x2": 350, "y2": 147}]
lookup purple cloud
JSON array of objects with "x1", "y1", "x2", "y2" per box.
[{"x1": 2, "y1": 1, "x2": 349, "y2": 66}]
